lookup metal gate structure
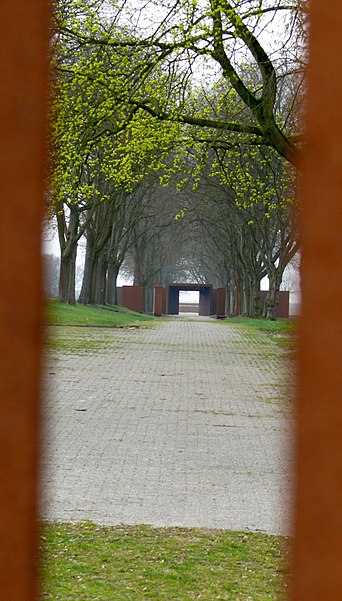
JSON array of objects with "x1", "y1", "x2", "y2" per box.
[{"x1": 153, "y1": 284, "x2": 226, "y2": 318}]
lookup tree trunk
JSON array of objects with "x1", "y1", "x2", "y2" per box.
[
  {"x1": 252, "y1": 275, "x2": 261, "y2": 318},
  {"x1": 246, "y1": 277, "x2": 254, "y2": 317},
  {"x1": 133, "y1": 245, "x2": 145, "y2": 286},
  {"x1": 264, "y1": 273, "x2": 283, "y2": 320},
  {"x1": 105, "y1": 264, "x2": 119, "y2": 305},
  {"x1": 144, "y1": 285, "x2": 153, "y2": 313},
  {"x1": 225, "y1": 282, "x2": 232, "y2": 316},
  {"x1": 58, "y1": 247, "x2": 77, "y2": 304},
  {"x1": 240, "y1": 280, "x2": 249, "y2": 316},
  {"x1": 94, "y1": 256, "x2": 107, "y2": 305},
  {"x1": 56, "y1": 203, "x2": 79, "y2": 304},
  {"x1": 79, "y1": 238, "x2": 96, "y2": 304},
  {"x1": 235, "y1": 279, "x2": 241, "y2": 316}
]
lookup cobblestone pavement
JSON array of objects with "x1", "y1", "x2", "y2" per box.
[{"x1": 42, "y1": 317, "x2": 294, "y2": 534}]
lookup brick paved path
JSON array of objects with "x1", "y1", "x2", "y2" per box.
[{"x1": 42, "y1": 318, "x2": 293, "y2": 534}]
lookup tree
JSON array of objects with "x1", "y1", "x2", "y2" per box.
[
  {"x1": 211, "y1": 142, "x2": 298, "y2": 317},
  {"x1": 121, "y1": 175, "x2": 196, "y2": 311},
  {"x1": 58, "y1": 0, "x2": 305, "y2": 166},
  {"x1": 178, "y1": 142, "x2": 298, "y2": 317},
  {"x1": 51, "y1": 7, "x2": 182, "y2": 303},
  {"x1": 78, "y1": 186, "x2": 151, "y2": 305},
  {"x1": 51, "y1": 1, "x2": 302, "y2": 311},
  {"x1": 43, "y1": 254, "x2": 60, "y2": 298}
]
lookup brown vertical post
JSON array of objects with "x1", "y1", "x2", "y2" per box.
[
  {"x1": 216, "y1": 288, "x2": 226, "y2": 319},
  {"x1": 0, "y1": 2, "x2": 49, "y2": 600},
  {"x1": 292, "y1": 1, "x2": 342, "y2": 599},
  {"x1": 121, "y1": 285, "x2": 145, "y2": 313},
  {"x1": 153, "y1": 286, "x2": 164, "y2": 317}
]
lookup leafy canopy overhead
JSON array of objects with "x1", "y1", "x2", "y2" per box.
[{"x1": 56, "y1": 0, "x2": 305, "y2": 167}]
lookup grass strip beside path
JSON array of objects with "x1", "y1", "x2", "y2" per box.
[
  {"x1": 41, "y1": 522, "x2": 289, "y2": 600},
  {"x1": 225, "y1": 317, "x2": 296, "y2": 351},
  {"x1": 47, "y1": 300, "x2": 156, "y2": 327},
  {"x1": 226, "y1": 317, "x2": 292, "y2": 332}
]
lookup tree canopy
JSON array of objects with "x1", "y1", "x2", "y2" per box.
[
  {"x1": 55, "y1": 0, "x2": 305, "y2": 167},
  {"x1": 50, "y1": 0, "x2": 304, "y2": 315}
]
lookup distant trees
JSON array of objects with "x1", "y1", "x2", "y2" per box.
[
  {"x1": 48, "y1": 0, "x2": 303, "y2": 317},
  {"x1": 210, "y1": 144, "x2": 299, "y2": 318},
  {"x1": 51, "y1": 2, "x2": 183, "y2": 302},
  {"x1": 170, "y1": 144, "x2": 298, "y2": 318},
  {"x1": 47, "y1": 151, "x2": 298, "y2": 317}
]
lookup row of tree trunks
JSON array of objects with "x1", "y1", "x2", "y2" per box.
[
  {"x1": 79, "y1": 241, "x2": 121, "y2": 306},
  {"x1": 226, "y1": 274, "x2": 286, "y2": 320},
  {"x1": 58, "y1": 242, "x2": 286, "y2": 318},
  {"x1": 77, "y1": 196, "x2": 128, "y2": 305},
  {"x1": 55, "y1": 192, "x2": 293, "y2": 318}
]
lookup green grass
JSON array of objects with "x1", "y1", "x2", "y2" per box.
[
  {"x1": 46, "y1": 329, "x2": 118, "y2": 354},
  {"x1": 225, "y1": 317, "x2": 296, "y2": 351},
  {"x1": 46, "y1": 302, "x2": 157, "y2": 353},
  {"x1": 226, "y1": 317, "x2": 291, "y2": 332},
  {"x1": 47, "y1": 300, "x2": 157, "y2": 328},
  {"x1": 41, "y1": 522, "x2": 289, "y2": 600}
]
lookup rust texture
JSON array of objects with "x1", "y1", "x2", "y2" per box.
[
  {"x1": 216, "y1": 288, "x2": 226, "y2": 319},
  {"x1": 153, "y1": 286, "x2": 164, "y2": 317},
  {"x1": 259, "y1": 291, "x2": 290, "y2": 318},
  {"x1": 117, "y1": 285, "x2": 145, "y2": 313},
  {"x1": 292, "y1": 0, "x2": 342, "y2": 599},
  {"x1": 0, "y1": 2, "x2": 49, "y2": 600}
]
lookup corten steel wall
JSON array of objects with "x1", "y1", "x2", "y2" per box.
[
  {"x1": 117, "y1": 286, "x2": 144, "y2": 313},
  {"x1": 153, "y1": 286, "x2": 163, "y2": 317},
  {"x1": 277, "y1": 291, "x2": 290, "y2": 319},
  {"x1": 292, "y1": 1, "x2": 342, "y2": 599},
  {"x1": 216, "y1": 288, "x2": 226, "y2": 319},
  {"x1": 0, "y1": 1, "x2": 49, "y2": 600},
  {"x1": 168, "y1": 286, "x2": 180, "y2": 314},
  {"x1": 167, "y1": 284, "x2": 214, "y2": 316},
  {"x1": 198, "y1": 286, "x2": 212, "y2": 316},
  {"x1": 260, "y1": 291, "x2": 290, "y2": 318}
]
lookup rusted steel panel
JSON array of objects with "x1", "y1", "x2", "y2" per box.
[
  {"x1": 0, "y1": 1, "x2": 49, "y2": 600},
  {"x1": 153, "y1": 286, "x2": 164, "y2": 317},
  {"x1": 216, "y1": 288, "x2": 226, "y2": 319},
  {"x1": 120, "y1": 285, "x2": 144, "y2": 313},
  {"x1": 292, "y1": 0, "x2": 342, "y2": 599},
  {"x1": 259, "y1": 291, "x2": 290, "y2": 318}
]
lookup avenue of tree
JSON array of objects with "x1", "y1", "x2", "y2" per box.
[{"x1": 49, "y1": 0, "x2": 305, "y2": 318}]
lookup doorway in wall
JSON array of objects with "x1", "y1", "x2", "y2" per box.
[{"x1": 179, "y1": 290, "x2": 199, "y2": 314}]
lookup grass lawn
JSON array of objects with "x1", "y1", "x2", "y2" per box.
[
  {"x1": 46, "y1": 301, "x2": 157, "y2": 353},
  {"x1": 226, "y1": 317, "x2": 292, "y2": 332},
  {"x1": 225, "y1": 317, "x2": 296, "y2": 351},
  {"x1": 41, "y1": 522, "x2": 289, "y2": 600},
  {"x1": 46, "y1": 300, "x2": 157, "y2": 328}
]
